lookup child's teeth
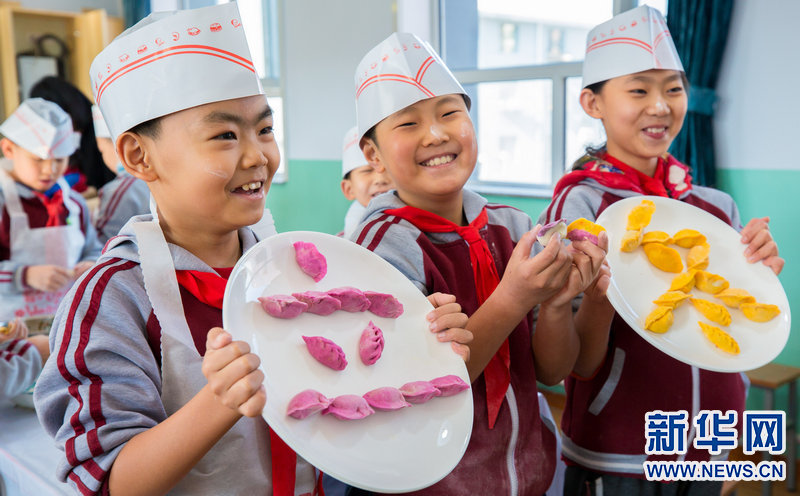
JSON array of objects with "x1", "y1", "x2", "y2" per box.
[
  {"x1": 423, "y1": 155, "x2": 454, "y2": 166},
  {"x1": 240, "y1": 181, "x2": 262, "y2": 192}
]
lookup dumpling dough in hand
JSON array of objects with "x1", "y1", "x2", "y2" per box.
[
  {"x1": 302, "y1": 335, "x2": 348, "y2": 371},
  {"x1": 323, "y1": 394, "x2": 375, "y2": 420},
  {"x1": 287, "y1": 389, "x2": 331, "y2": 419},
  {"x1": 359, "y1": 321, "x2": 385, "y2": 366}
]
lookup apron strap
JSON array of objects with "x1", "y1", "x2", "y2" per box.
[
  {"x1": 56, "y1": 178, "x2": 81, "y2": 225},
  {"x1": 133, "y1": 220, "x2": 196, "y2": 350}
]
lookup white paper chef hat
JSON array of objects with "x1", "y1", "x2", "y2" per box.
[
  {"x1": 92, "y1": 105, "x2": 111, "y2": 139},
  {"x1": 355, "y1": 32, "x2": 470, "y2": 140},
  {"x1": 342, "y1": 126, "x2": 367, "y2": 177},
  {"x1": 90, "y1": 2, "x2": 263, "y2": 140},
  {"x1": 582, "y1": 5, "x2": 684, "y2": 88},
  {"x1": 0, "y1": 98, "x2": 80, "y2": 159}
]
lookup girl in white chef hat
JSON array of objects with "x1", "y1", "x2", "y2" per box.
[{"x1": 538, "y1": 6, "x2": 784, "y2": 495}]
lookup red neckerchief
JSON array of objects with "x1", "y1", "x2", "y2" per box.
[
  {"x1": 33, "y1": 189, "x2": 66, "y2": 227},
  {"x1": 175, "y1": 267, "x2": 311, "y2": 496},
  {"x1": 552, "y1": 152, "x2": 693, "y2": 200},
  {"x1": 384, "y1": 205, "x2": 510, "y2": 429}
]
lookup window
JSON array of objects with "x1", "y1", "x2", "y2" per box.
[
  {"x1": 437, "y1": 0, "x2": 639, "y2": 196},
  {"x1": 180, "y1": 0, "x2": 287, "y2": 182}
]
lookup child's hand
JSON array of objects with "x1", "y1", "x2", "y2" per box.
[
  {"x1": 496, "y1": 226, "x2": 573, "y2": 312},
  {"x1": 545, "y1": 231, "x2": 609, "y2": 307},
  {"x1": 426, "y1": 292, "x2": 472, "y2": 362},
  {"x1": 584, "y1": 260, "x2": 612, "y2": 303},
  {"x1": 25, "y1": 265, "x2": 73, "y2": 292},
  {"x1": 740, "y1": 217, "x2": 784, "y2": 275},
  {"x1": 201, "y1": 327, "x2": 266, "y2": 418},
  {"x1": 73, "y1": 261, "x2": 95, "y2": 279},
  {"x1": 0, "y1": 318, "x2": 29, "y2": 344}
]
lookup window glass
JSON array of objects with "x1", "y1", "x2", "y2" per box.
[{"x1": 565, "y1": 76, "x2": 606, "y2": 170}]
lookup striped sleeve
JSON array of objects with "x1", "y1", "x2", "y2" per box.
[
  {"x1": 539, "y1": 183, "x2": 604, "y2": 227},
  {"x1": 353, "y1": 213, "x2": 428, "y2": 294},
  {"x1": 33, "y1": 257, "x2": 167, "y2": 496},
  {"x1": 0, "y1": 338, "x2": 41, "y2": 399},
  {"x1": 95, "y1": 177, "x2": 148, "y2": 244}
]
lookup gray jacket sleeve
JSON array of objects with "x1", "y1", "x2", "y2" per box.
[
  {"x1": 33, "y1": 259, "x2": 166, "y2": 493},
  {"x1": 0, "y1": 339, "x2": 42, "y2": 399}
]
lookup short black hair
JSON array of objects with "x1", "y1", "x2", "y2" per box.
[{"x1": 129, "y1": 116, "x2": 162, "y2": 139}]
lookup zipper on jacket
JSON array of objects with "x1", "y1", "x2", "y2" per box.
[{"x1": 505, "y1": 385, "x2": 520, "y2": 496}]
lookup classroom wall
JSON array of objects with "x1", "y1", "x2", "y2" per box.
[{"x1": 19, "y1": 0, "x2": 122, "y2": 17}]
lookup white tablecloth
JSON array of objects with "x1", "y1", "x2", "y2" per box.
[{"x1": 0, "y1": 400, "x2": 69, "y2": 496}]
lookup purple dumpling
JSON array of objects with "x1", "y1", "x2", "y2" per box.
[
  {"x1": 430, "y1": 375, "x2": 470, "y2": 397},
  {"x1": 302, "y1": 335, "x2": 347, "y2": 371},
  {"x1": 286, "y1": 389, "x2": 331, "y2": 419},
  {"x1": 362, "y1": 387, "x2": 410, "y2": 411},
  {"x1": 322, "y1": 394, "x2": 375, "y2": 420},
  {"x1": 359, "y1": 321, "x2": 385, "y2": 366},
  {"x1": 293, "y1": 241, "x2": 327, "y2": 282},
  {"x1": 399, "y1": 381, "x2": 441, "y2": 404},
  {"x1": 364, "y1": 291, "x2": 404, "y2": 318},
  {"x1": 258, "y1": 294, "x2": 308, "y2": 319},
  {"x1": 292, "y1": 291, "x2": 342, "y2": 316},
  {"x1": 566, "y1": 229, "x2": 599, "y2": 245},
  {"x1": 326, "y1": 287, "x2": 370, "y2": 312}
]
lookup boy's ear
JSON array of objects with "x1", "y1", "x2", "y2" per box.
[
  {"x1": 0, "y1": 138, "x2": 16, "y2": 159},
  {"x1": 340, "y1": 179, "x2": 356, "y2": 201},
  {"x1": 580, "y1": 88, "x2": 603, "y2": 120},
  {"x1": 360, "y1": 138, "x2": 384, "y2": 172},
  {"x1": 116, "y1": 132, "x2": 157, "y2": 182}
]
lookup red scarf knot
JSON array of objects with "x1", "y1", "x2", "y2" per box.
[
  {"x1": 34, "y1": 189, "x2": 66, "y2": 227},
  {"x1": 385, "y1": 205, "x2": 510, "y2": 429}
]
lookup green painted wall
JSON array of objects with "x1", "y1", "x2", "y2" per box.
[{"x1": 268, "y1": 161, "x2": 799, "y2": 437}]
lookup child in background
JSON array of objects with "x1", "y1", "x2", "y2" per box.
[
  {"x1": 29, "y1": 76, "x2": 116, "y2": 195},
  {"x1": 538, "y1": 6, "x2": 784, "y2": 494},
  {"x1": 351, "y1": 33, "x2": 608, "y2": 495},
  {"x1": 92, "y1": 105, "x2": 150, "y2": 244},
  {"x1": 0, "y1": 98, "x2": 101, "y2": 323},
  {"x1": 339, "y1": 125, "x2": 393, "y2": 238},
  {"x1": 1, "y1": 319, "x2": 49, "y2": 400},
  {"x1": 34, "y1": 6, "x2": 471, "y2": 495}
]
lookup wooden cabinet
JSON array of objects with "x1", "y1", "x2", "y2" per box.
[{"x1": 0, "y1": 1, "x2": 124, "y2": 119}]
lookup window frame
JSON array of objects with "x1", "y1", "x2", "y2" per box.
[{"x1": 432, "y1": 0, "x2": 638, "y2": 198}]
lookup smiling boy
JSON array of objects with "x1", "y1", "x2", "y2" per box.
[
  {"x1": 351, "y1": 33, "x2": 609, "y2": 494},
  {"x1": 33, "y1": 5, "x2": 316, "y2": 495}
]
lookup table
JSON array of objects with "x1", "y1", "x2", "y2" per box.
[{"x1": 0, "y1": 400, "x2": 69, "y2": 496}]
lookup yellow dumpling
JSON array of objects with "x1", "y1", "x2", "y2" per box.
[
  {"x1": 643, "y1": 243, "x2": 684, "y2": 273},
  {"x1": 672, "y1": 229, "x2": 708, "y2": 248},
  {"x1": 567, "y1": 218, "x2": 606, "y2": 236},
  {"x1": 626, "y1": 200, "x2": 656, "y2": 231},
  {"x1": 715, "y1": 288, "x2": 756, "y2": 309},
  {"x1": 694, "y1": 271, "x2": 730, "y2": 295},
  {"x1": 740, "y1": 302, "x2": 781, "y2": 323},
  {"x1": 699, "y1": 321, "x2": 740, "y2": 355},
  {"x1": 653, "y1": 291, "x2": 692, "y2": 309},
  {"x1": 641, "y1": 231, "x2": 673, "y2": 245},
  {"x1": 687, "y1": 242, "x2": 711, "y2": 271},
  {"x1": 620, "y1": 229, "x2": 643, "y2": 252},
  {"x1": 645, "y1": 306, "x2": 674, "y2": 334},
  {"x1": 690, "y1": 297, "x2": 732, "y2": 326},
  {"x1": 669, "y1": 270, "x2": 697, "y2": 293}
]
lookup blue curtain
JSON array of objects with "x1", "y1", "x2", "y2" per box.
[
  {"x1": 667, "y1": 0, "x2": 734, "y2": 187},
  {"x1": 123, "y1": 0, "x2": 151, "y2": 28}
]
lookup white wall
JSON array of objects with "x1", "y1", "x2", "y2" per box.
[
  {"x1": 715, "y1": 0, "x2": 797, "y2": 171},
  {"x1": 19, "y1": 0, "x2": 122, "y2": 17},
  {"x1": 282, "y1": 0, "x2": 394, "y2": 161}
]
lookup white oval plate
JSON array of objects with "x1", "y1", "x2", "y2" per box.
[
  {"x1": 222, "y1": 231, "x2": 473, "y2": 492},
  {"x1": 597, "y1": 196, "x2": 790, "y2": 372}
]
